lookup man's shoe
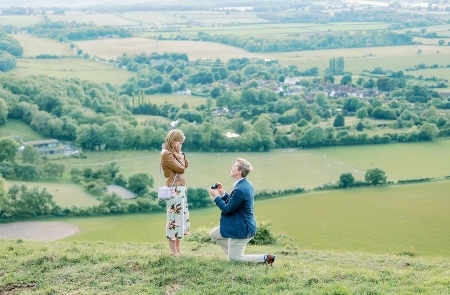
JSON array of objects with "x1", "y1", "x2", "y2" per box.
[{"x1": 265, "y1": 254, "x2": 276, "y2": 266}]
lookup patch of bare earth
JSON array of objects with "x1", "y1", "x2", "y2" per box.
[
  {"x1": 0, "y1": 283, "x2": 36, "y2": 295},
  {"x1": 107, "y1": 185, "x2": 137, "y2": 199},
  {"x1": 0, "y1": 221, "x2": 79, "y2": 241}
]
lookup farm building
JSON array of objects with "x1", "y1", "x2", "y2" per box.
[{"x1": 22, "y1": 139, "x2": 65, "y2": 155}]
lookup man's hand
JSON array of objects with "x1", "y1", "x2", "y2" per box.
[{"x1": 210, "y1": 182, "x2": 224, "y2": 199}]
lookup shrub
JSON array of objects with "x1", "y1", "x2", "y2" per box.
[
  {"x1": 186, "y1": 221, "x2": 278, "y2": 246},
  {"x1": 250, "y1": 221, "x2": 277, "y2": 246}
]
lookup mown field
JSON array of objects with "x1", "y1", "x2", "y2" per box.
[
  {"x1": 11, "y1": 33, "x2": 75, "y2": 57},
  {"x1": 60, "y1": 179, "x2": 450, "y2": 257},
  {"x1": 74, "y1": 37, "x2": 450, "y2": 83},
  {"x1": 0, "y1": 119, "x2": 45, "y2": 141},
  {"x1": 0, "y1": 15, "x2": 42, "y2": 27},
  {"x1": 268, "y1": 44, "x2": 450, "y2": 75},
  {"x1": 46, "y1": 12, "x2": 140, "y2": 27},
  {"x1": 55, "y1": 139, "x2": 450, "y2": 191},
  {"x1": 140, "y1": 22, "x2": 391, "y2": 39},
  {"x1": 12, "y1": 57, "x2": 135, "y2": 86},
  {"x1": 5, "y1": 181, "x2": 100, "y2": 208},
  {"x1": 73, "y1": 37, "x2": 264, "y2": 61}
]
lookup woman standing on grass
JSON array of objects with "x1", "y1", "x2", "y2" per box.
[{"x1": 160, "y1": 129, "x2": 190, "y2": 256}]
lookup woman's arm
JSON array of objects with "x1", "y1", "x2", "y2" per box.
[{"x1": 162, "y1": 152, "x2": 186, "y2": 174}]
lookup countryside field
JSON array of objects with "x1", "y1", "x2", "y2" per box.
[
  {"x1": 60, "y1": 179, "x2": 450, "y2": 257},
  {"x1": 12, "y1": 57, "x2": 136, "y2": 86},
  {"x1": 74, "y1": 37, "x2": 450, "y2": 78},
  {"x1": 46, "y1": 12, "x2": 140, "y2": 27},
  {"x1": 0, "y1": 119, "x2": 45, "y2": 141},
  {"x1": 74, "y1": 37, "x2": 264, "y2": 61},
  {"x1": 54, "y1": 140, "x2": 450, "y2": 191},
  {"x1": 5, "y1": 181, "x2": 100, "y2": 208},
  {"x1": 0, "y1": 15, "x2": 42, "y2": 27},
  {"x1": 11, "y1": 33, "x2": 75, "y2": 57},
  {"x1": 140, "y1": 22, "x2": 391, "y2": 39}
]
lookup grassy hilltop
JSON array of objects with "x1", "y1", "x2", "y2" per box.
[{"x1": 1, "y1": 240, "x2": 450, "y2": 294}]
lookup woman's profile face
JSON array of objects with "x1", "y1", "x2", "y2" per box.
[{"x1": 172, "y1": 139, "x2": 184, "y2": 152}]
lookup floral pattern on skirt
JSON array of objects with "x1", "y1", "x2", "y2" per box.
[{"x1": 166, "y1": 186, "x2": 190, "y2": 241}]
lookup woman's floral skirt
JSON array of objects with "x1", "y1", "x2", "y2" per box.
[{"x1": 165, "y1": 186, "x2": 190, "y2": 240}]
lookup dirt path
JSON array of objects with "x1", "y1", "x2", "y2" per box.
[{"x1": 0, "y1": 221, "x2": 79, "y2": 241}]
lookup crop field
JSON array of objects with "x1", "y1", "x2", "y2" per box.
[
  {"x1": 124, "y1": 11, "x2": 267, "y2": 26},
  {"x1": 395, "y1": 23, "x2": 450, "y2": 34},
  {"x1": 269, "y1": 45, "x2": 450, "y2": 74},
  {"x1": 414, "y1": 37, "x2": 450, "y2": 45},
  {"x1": 407, "y1": 67, "x2": 450, "y2": 79},
  {"x1": 12, "y1": 58, "x2": 136, "y2": 86},
  {"x1": 53, "y1": 140, "x2": 450, "y2": 191},
  {"x1": 11, "y1": 33, "x2": 75, "y2": 57},
  {"x1": 0, "y1": 119, "x2": 46, "y2": 141},
  {"x1": 146, "y1": 94, "x2": 211, "y2": 108},
  {"x1": 46, "y1": 12, "x2": 140, "y2": 27},
  {"x1": 73, "y1": 37, "x2": 264, "y2": 61},
  {"x1": 62, "y1": 179, "x2": 450, "y2": 257},
  {"x1": 140, "y1": 22, "x2": 391, "y2": 39},
  {"x1": 0, "y1": 15, "x2": 42, "y2": 27},
  {"x1": 5, "y1": 180, "x2": 100, "y2": 208},
  {"x1": 70, "y1": 38, "x2": 450, "y2": 77}
]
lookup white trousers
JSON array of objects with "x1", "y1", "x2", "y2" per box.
[{"x1": 210, "y1": 226, "x2": 266, "y2": 263}]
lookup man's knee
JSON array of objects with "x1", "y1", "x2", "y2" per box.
[{"x1": 210, "y1": 226, "x2": 220, "y2": 239}]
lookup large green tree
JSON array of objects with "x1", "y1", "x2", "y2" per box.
[
  {"x1": 21, "y1": 145, "x2": 41, "y2": 164},
  {"x1": 0, "y1": 138, "x2": 19, "y2": 162},
  {"x1": 128, "y1": 172, "x2": 154, "y2": 196},
  {"x1": 365, "y1": 168, "x2": 387, "y2": 186},
  {"x1": 333, "y1": 114, "x2": 345, "y2": 127},
  {"x1": 0, "y1": 97, "x2": 7, "y2": 125}
]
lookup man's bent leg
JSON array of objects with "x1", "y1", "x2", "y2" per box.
[
  {"x1": 210, "y1": 226, "x2": 229, "y2": 255},
  {"x1": 228, "y1": 238, "x2": 266, "y2": 263}
]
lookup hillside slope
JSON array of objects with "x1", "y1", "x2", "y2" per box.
[{"x1": 1, "y1": 240, "x2": 449, "y2": 294}]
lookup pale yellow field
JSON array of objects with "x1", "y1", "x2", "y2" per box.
[
  {"x1": 269, "y1": 45, "x2": 450, "y2": 74},
  {"x1": 0, "y1": 15, "x2": 42, "y2": 27},
  {"x1": 74, "y1": 37, "x2": 264, "y2": 61},
  {"x1": 11, "y1": 33, "x2": 75, "y2": 57},
  {"x1": 13, "y1": 58, "x2": 136, "y2": 86},
  {"x1": 5, "y1": 180, "x2": 100, "y2": 208},
  {"x1": 47, "y1": 12, "x2": 140, "y2": 26},
  {"x1": 414, "y1": 37, "x2": 450, "y2": 45}
]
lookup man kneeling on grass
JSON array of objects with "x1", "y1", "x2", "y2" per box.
[{"x1": 209, "y1": 158, "x2": 275, "y2": 265}]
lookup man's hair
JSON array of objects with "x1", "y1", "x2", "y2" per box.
[{"x1": 236, "y1": 158, "x2": 253, "y2": 178}]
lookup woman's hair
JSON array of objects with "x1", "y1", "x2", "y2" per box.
[
  {"x1": 164, "y1": 129, "x2": 185, "y2": 154},
  {"x1": 236, "y1": 158, "x2": 253, "y2": 178}
]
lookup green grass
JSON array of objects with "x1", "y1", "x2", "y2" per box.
[
  {"x1": 61, "y1": 180, "x2": 450, "y2": 257},
  {"x1": 11, "y1": 33, "x2": 75, "y2": 57},
  {"x1": 268, "y1": 44, "x2": 450, "y2": 76},
  {"x1": 53, "y1": 140, "x2": 450, "y2": 190},
  {"x1": 46, "y1": 12, "x2": 139, "y2": 27},
  {"x1": 12, "y1": 58, "x2": 136, "y2": 86},
  {"x1": 2, "y1": 240, "x2": 449, "y2": 294},
  {"x1": 0, "y1": 119, "x2": 45, "y2": 141},
  {"x1": 141, "y1": 22, "x2": 391, "y2": 39},
  {"x1": 5, "y1": 180, "x2": 100, "y2": 208},
  {"x1": 0, "y1": 15, "x2": 42, "y2": 27}
]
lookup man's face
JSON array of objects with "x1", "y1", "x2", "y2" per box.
[{"x1": 230, "y1": 162, "x2": 242, "y2": 178}]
